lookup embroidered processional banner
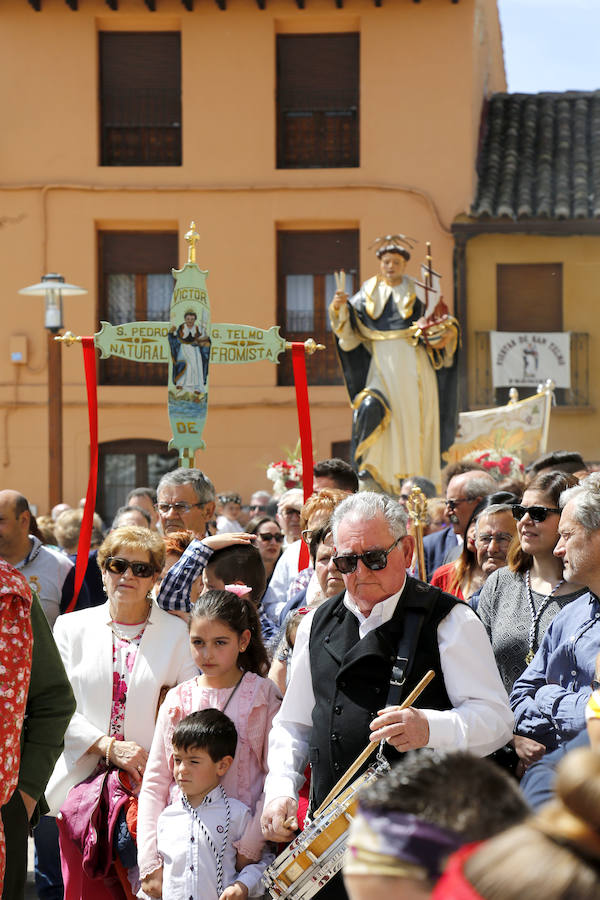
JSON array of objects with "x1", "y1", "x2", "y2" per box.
[{"x1": 443, "y1": 388, "x2": 552, "y2": 467}]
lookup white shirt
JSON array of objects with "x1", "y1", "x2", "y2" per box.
[
  {"x1": 264, "y1": 583, "x2": 514, "y2": 805},
  {"x1": 145, "y1": 787, "x2": 270, "y2": 900}
]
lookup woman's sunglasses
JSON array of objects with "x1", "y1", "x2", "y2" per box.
[
  {"x1": 105, "y1": 557, "x2": 156, "y2": 578},
  {"x1": 257, "y1": 532, "x2": 284, "y2": 544},
  {"x1": 333, "y1": 537, "x2": 402, "y2": 575},
  {"x1": 511, "y1": 505, "x2": 561, "y2": 523}
]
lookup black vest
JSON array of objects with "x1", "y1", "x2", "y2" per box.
[{"x1": 307, "y1": 577, "x2": 458, "y2": 808}]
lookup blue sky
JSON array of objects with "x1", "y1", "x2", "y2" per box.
[{"x1": 498, "y1": 0, "x2": 600, "y2": 93}]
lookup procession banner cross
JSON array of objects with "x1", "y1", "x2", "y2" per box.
[{"x1": 70, "y1": 223, "x2": 323, "y2": 467}]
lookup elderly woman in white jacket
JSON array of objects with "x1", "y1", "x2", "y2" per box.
[{"x1": 43, "y1": 526, "x2": 197, "y2": 899}]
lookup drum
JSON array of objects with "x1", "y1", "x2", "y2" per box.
[{"x1": 263, "y1": 754, "x2": 390, "y2": 900}]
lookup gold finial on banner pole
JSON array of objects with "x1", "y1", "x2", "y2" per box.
[
  {"x1": 54, "y1": 331, "x2": 82, "y2": 346},
  {"x1": 185, "y1": 221, "x2": 200, "y2": 264},
  {"x1": 285, "y1": 338, "x2": 326, "y2": 355}
]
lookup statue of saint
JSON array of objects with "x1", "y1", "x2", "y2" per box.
[{"x1": 329, "y1": 236, "x2": 459, "y2": 493}]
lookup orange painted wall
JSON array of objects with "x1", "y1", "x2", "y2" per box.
[{"x1": 0, "y1": 0, "x2": 505, "y2": 512}]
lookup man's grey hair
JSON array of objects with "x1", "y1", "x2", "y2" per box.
[
  {"x1": 331, "y1": 492, "x2": 408, "y2": 542},
  {"x1": 475, "y1": 504, "x2": 515, "y2": 534},
  {"x1": 157, "y1": 468, "x2": 215, "y2": 504},
  {"x1": 461, "y1": 473, "x2": 496, "y2": 502},
  {"x1": 559, "y1": 472, "x2": 600, "y2": 531},
  {"x1": 111, "y1": 504, "x2": 151, "y2": 530},
  {"x1": 277, "y1": 488, "x2": 304, "y2": 512}
]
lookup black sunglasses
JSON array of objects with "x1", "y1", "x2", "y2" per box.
[
  {"x1": 257, "y1": 532, "x2": 284, "y2": 544},
  {"x1": 592, "y1": 679, "x2": 600, "y2": 692},
  {"x1": 105, "y1": 557, "x2": 156, "y2": 578},
  {"x1": 333, "y1": 537, "x2": 402, "y2": 575},
  {"x1": 512, "y1": 505, "x2": 561, "y2": 523}
]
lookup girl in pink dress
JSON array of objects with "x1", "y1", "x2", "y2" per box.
[{"x1": 137, "y1": 587, "x2": 281, "y2": 898}]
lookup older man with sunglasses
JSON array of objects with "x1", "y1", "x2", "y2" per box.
[{"x1": 261, "y1": 492, "x2": 512, "y2": 900}]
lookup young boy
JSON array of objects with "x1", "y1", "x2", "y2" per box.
[{"x1": 141, "y1": 710, "x2": 270, "y2": 900}]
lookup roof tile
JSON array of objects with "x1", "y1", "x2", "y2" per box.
[{"x1": 472, "y1": 91, "x2": 600, "y2": 219}]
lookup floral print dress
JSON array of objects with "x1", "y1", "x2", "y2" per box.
[
  {"x1": 0, "y1": 560, "x2": 33, "y2": 891},
  {"x1": 109, "y1": 621, "x2": 147, "y2": 738}
]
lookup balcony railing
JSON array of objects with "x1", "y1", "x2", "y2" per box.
[
  {"x1": 277, "y1": 108, "x2": 358, "y2": 169},
  {"x1": 473, "y1": 332, "x2": 590, "y2": 408},
  {"x1": 101, "y1": 89, "x2": 181, "y2": 166}
]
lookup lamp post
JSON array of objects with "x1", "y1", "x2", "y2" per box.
[{"x1": 18, "y1": 274, "x2": 87, "y2": 508}]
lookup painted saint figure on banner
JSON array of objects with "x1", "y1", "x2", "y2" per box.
[
  {"x1": 329, "y1": 235, "x2": 459, "y2": 493},
  {"x1": 168, "y1": 309, "x2": 211, "y2": 397}
]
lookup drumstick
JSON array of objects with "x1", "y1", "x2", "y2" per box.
[{"x1": 312, "y1": 669, "x2": 435, "y2": 818}]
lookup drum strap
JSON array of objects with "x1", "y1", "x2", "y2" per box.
[{"x1": 386, "y1": 584, "x2": 441, "y2": 707}]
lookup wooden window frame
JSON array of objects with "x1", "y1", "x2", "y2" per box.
[
  {"x1": 276, "y1": 33, "x2": 359, "y2": 169},
  {"x1": 99, "y1": 31, "x2": 182, "y2": 167},
  {"x1": 97, "y1": 230, "x2": 178, "y2": 386},
  {"x1": 277, "y1": 229, "x2": 359, "y2": 386}
]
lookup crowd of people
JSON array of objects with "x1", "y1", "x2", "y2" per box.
[{"x1": 2, "y1": 449, "x2": 600, "y2": 900}]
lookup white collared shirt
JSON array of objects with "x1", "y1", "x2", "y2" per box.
[
  {"x1": 342, "y1": 580, "x2": 405, "y2": 639},
  {"x1": 142, "y1": 786, "x2": 270, "y2": 900},
  {"x1": 264, "y1": 582, "x2": 514, "y2": 806}
]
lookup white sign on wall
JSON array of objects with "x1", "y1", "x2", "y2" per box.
[{"x1": 489, "y1": 332, "x2": 571, "y2": 389}]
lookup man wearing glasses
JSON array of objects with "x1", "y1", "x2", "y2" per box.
[
  {"x1": 262, "y1": 492, "x2": 512, "y2": 897},
  {"x1": 155, "y1": 468, "x2": 216, "y2": 537},
  {"x1": 423, "y1": 468, "x2": 495, "y2": 580}
]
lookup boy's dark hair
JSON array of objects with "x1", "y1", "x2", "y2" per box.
[
  {"x1": 313, "y1": 458, "x2": 359, "y2": 493},
  {"x1": 172, "y1": 709, "x2": 238, "y2": 762},
  {"x1": 359, "y1": 750, "x2": 529, "y2": 842},
  {"x1": 206, "y1": 544, "x2": 266, "y2": 605}
]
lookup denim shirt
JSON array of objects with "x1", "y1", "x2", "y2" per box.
[{"x1": 510, "y1": 591, "x2": 598, "y2": 750}]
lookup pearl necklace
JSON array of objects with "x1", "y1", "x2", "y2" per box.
[{"x1": 109, "y1": 602, "x2": 151, "y2": 643}]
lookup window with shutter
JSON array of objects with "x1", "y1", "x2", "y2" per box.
[
  {"x1": 277, "y1": 34, "x2": 359, "y2": 169},
  {"x1": 495, "y1": 262, "x2": 563, "y2": 403},
  {"x1": 277, "y1": 229, "x2": 359, "y2": 385},
  {"x1": 98, "y1": 231, "x2": 178, "y2": 385},
  {"x1": 99, "y1": 32, "x2": 181, "y2": 166},
  {"x1": 98, "y1": 438, "x2": 177, "y2": 526}
]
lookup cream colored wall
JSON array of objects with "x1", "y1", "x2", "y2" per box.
[
  {"x1": 0, "y1": 0, "x2": 504, "y2": 511},
  {"x1": 465, "y1": 233, "x2": 600, "y2": 463}
]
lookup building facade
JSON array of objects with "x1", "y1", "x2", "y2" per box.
[
  {"x1": 455, "y1": 90, "x2": 600, "y2": 467},
  {"x1": 1, "y1": 0, "x2": 505, "y2": 517}
]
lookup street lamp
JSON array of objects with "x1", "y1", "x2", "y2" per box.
[{"x1": 19, "y1": 274, "x2": 87, "y2": 508}]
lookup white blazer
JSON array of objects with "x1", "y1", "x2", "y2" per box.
[{"x1": 45, "y1": 601, "x2": 197, "y2": 816}]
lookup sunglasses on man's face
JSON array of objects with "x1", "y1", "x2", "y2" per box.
[
  {"x1": 105, "y1": 557, "x2": 156, "y2": 578},
  {"x1": 333, "y1": 537, "x2": 402, "y2": 575},
  {"x1": 257, "y1": 532, "x2": 284, "y2": 544},
  {"x1": 445, "y1": 498, "x2": 469, "y2": 511},
  {"x1": 511, "y1": 505, "x2": 561, "y2": 523}
]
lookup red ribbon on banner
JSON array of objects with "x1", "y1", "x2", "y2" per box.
[
  {"x1": 291, "y1": 343, "x2": 314, "y2": 572},
  {"x1": 66, "y1": 338, "x2": 99, "y2": 614}
]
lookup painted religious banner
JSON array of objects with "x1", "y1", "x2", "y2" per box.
[
  {"x1": 490, "y1": 331, "x2": 571, "y2": 389},
  {"x1": 93, "y1": 223, "x2": 293, "y2": 466},
  {"x1": 443, "y1": 386, "x2": 553, "y2": 468}
]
